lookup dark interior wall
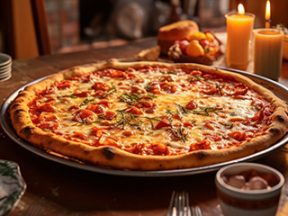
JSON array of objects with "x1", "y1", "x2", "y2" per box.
[
  {"x1": 0, "y1": 1, "x2": 14, "y2": 55},
  {"x1": 79, "y1": 0, "x2": 112, "y2": 40}
]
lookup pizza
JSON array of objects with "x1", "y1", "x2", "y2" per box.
[{"x1": 9, "y1": 60, "x2": 288, "y2": 170}]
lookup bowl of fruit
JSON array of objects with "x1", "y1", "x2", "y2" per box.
[
  {"x1": 157, "y1": 20, "x2": 223, "y2": 65},
  {"x1": 167, "y1": 31, "x2": 223, "y2": 65}
]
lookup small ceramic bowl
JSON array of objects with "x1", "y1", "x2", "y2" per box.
[{"x1": 216, "y1": 163, "x2": 284, "y2": 216}]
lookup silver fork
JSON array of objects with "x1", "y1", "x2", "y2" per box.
[{"x1": 166, "y1": 191, "x2": 192, "y2": 216}]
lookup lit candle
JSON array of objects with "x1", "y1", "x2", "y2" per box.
[
  {"x1": 253, "y1": 2, "x2": 284, "y2": 81},
  {"x1": 265, "y1": 0, "x2": 271, "y2": 28},
  {"x1": 225, "y1": 4, "x2": 255, "y2": 70}
]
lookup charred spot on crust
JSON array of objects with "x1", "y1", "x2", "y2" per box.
[
  {"x1": 13, "y1": 109, "x2": 26, "y2": 123},
  {"x1": 18, "y1": 91, "x2": 27, "y2": 97},
  {"x1": 10, "y1": 103, "x2": 21, "y2": 110},
  {"x1": 102, "y1": 147, "x2": 115, "y2": 160},
  {"x1": 276, "y1": 115, "x2": 285, "y2": 123},
  {"x1": 14, "y1": 109, "x2": 25, "y2": 116},
  {"x1": 196, "y1": 152, "x2": 206, "y2": 160},
  {"x1": 83, "y1": 149, "x2": 90, "y2": 154},
  {"x1": 62, "y1": 142, "x2": 70, "y2": 147},
  {"x1": 21, "y1": 126, "x2": 33, "y2": 137},
  {"x1": 269, "y1": 128, "x2": 281, "y2": 135},
  {"x1": 44, "y1": 140, "x2": 53, "y2": 148}
]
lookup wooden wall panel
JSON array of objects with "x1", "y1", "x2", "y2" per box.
[
  {"x1": 11, "y1": 0, "x2": 39, "y2": 59},
  {"x1": 0, "y1": 0, "x2": 38, "y2": 59}
]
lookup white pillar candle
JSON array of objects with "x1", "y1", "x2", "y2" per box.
[{"x1": 253, "y1": 29, "x2": 283, "y2": 81}]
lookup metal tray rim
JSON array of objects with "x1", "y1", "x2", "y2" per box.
[{"x1": 1, "y1": 67, "x2": 288, "y2": 177}]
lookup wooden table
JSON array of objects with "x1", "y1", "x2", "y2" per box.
[{"x1": 1, "y1": 38, "x2": 288, "y2": 216}]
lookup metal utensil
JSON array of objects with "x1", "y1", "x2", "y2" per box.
[{"x1": 167, "y1": 191, "x2": 192, "y2": 216}]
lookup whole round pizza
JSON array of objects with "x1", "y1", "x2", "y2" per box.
[{"x1": 9, "y1": 60, "x2": 288, "y2": 170}]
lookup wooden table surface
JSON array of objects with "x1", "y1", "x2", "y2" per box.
[{"x1": 1, "y1": 38, "x2": 288, "y2": 216}]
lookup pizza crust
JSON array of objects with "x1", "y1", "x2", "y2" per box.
[{"x1": 9, "y1": 60, "x2": 288, "y2": 170}]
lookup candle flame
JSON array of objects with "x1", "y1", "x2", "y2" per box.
[
  {"x1": 238, "y1": 3, "x2": 245, "y2": 15},
  {"x1": 265, "y1": 0, "x2": 271, "y2": 20}
]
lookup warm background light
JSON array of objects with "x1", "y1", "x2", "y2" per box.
[
  {"x1": 230, "y1": 0, "x2": 288, "y2": 28},
  {"x1": 238, "y1": 3, "x2": 245, "y2": 15},
  {"x1": 265, "y1": 0, "x2": 271, "y2": 20}
]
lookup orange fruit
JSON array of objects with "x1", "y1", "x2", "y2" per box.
[{"x1": 186, "y1": 40, "x2": 205, "y2": 57}]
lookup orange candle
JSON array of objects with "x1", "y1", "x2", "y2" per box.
[{"x1": 225, "y1": 4, "x2": 255, "y2": 70}]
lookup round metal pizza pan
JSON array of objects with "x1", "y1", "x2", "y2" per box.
[{"x1": 1, "y1": 67, "x2": 288, "y2": 177}]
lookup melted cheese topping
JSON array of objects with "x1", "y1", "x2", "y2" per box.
[{"x1": 29, "y1": 67, "x2": 273, "y2": 156}]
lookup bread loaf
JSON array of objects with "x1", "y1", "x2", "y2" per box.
[{"x1": 157, "y1": 20, "x2": 199, "y2": 54}]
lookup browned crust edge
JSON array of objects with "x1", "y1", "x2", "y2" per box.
[{"x1": 9, "y1": 60, "x2": 288, "y2": 170}]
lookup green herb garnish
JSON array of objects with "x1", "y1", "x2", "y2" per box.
[
  {"x1": 169, "y1": 125, "x2": 188, "y2": 143},
  {"x1": 62, "y1": 94, "x2": 76, "y2": 98},
  {"x1": 188, "y1": 75, "x2": 204, "y2": 82},
  {"x1": 114, "y1": 109, "x2": 141, "y2": 130},
  {"x1": 146, "y1": 93, "x2": 157, "y2": 99},
  {"x1": 100, "y1": 85, "x2": 117, "y2": 98},
  {"x1": 80, "y1": 98, "x2": 94, "y2": 107},
  {"x1": 224, "y1": 122, "x2": 234, "y2": 129},
  {"x1": 193, "y1": 106, "x2": 218, "y2": 116},
  {"x1": 142, "y1": 116, "x2": 161, "y2": 129},
  {"x1": 120, "y1": 93, "x2": 141, "y2": 105},
  {"x1": 145, "y1": 84, "x2": 152, "y2": 92},
  {"x1": 176, "y1": 104, "x2": 188, "y2": 115},
  {"x1": 167, "y1": 71, "x2": 177, "y2": 75}
]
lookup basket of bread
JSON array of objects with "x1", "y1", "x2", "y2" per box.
[{"x1": 157, "y1": 20, "x2": 223, "y2": 65}]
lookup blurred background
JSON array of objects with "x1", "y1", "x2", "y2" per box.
[{"x1": 0, "y1": 0, "x2": 287, "y2": 59}]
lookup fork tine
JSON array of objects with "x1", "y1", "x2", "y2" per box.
[
  {"x1": 167, "y1": 191, "x2": 176, "y2": 216},
  {"x1": 183, "y1": 192, "x2": 191, "y2": 216},
  {"x1": 175, "y1": 192, "x2": 181, "y2": 216},
  {"x1": 191, "y1": 206, "x2": 203, "y2": 216},
  {"x1": 196, "y1": 206, "x2": 203, "y2": 216},
  {"x1": 191, "y1": 207, "x2": 196, "y2": 216},
  {"x1": 179, "y1": 192, "x2": 184, "y2": 216}
]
